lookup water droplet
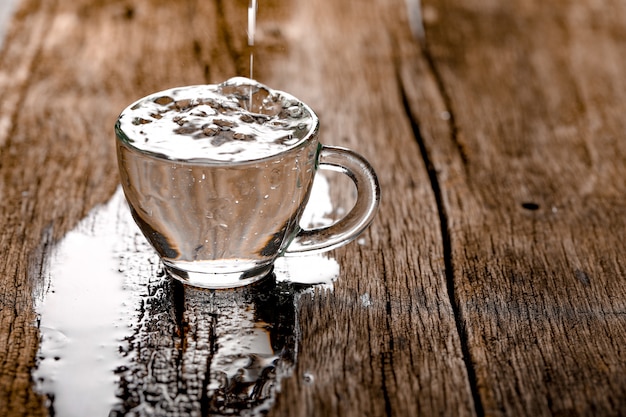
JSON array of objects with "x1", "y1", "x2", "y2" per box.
[
  {"x1": 286, "y1": 106, "x2": 303, "y2": 118},
  {"x1": 118, "y1": 78, "x2": 317, "y2": 162},
  {"x1": 154, "y1": 95, "x2": 174, "y2": 105},
  {"x1": 303, "y1": 372, "x2": 315, "y2": 385},
  {"x1": 132, "y1": 117, "x2": 151, "y2": 125},
  {"x1": 234, "y1": 132, "x2": 254, "y2": 141},
  {"x1": 175, "y1": 99, "x2": 192, "y2": 110},
  {"x1": 214, "y1": 118, "x2": 237, "y2": 128},
  {"x1": 360, "y1": 293, "x2": 373, "y2": 307},
  {"x1": 202, "y1": 125, "x2": 219, "y2": 136}
]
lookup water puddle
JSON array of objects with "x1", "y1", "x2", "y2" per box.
[
  {"x1": 0, "y1": 0, "x2": 19, "y2": 48},
  {"x1": 34, "y1": 174, "x2": 340, "y2": 416},
  {"x1": 33, "y1": 200, "x2": 135, "y2": 416}
]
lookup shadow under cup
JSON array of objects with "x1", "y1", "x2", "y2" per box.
[{"x1": 115, "y1": 83, "x2": 380, "y2": 289}]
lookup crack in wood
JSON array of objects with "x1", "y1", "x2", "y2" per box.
[
  {"x1": 420, "y1": 43, "x2": 469, "y2": 170},
  {"x1": 379, "y1": 256, "x2": 395, "y2": 417},
  {"x1": 396, "y1": 62, "x2": 485, "y2": 417}
]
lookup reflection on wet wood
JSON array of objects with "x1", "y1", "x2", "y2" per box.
[
  {"x1": 34, "y1": 188, "x2": 337, "y2": 416},
  {"x1": 112, "y1": 217, "x2": 305, "y2": 417},
  {"x1": 1, "y1": 0, "x2": 625, "y2": 416},
  {"x1": 113, "y1": 268, "x2": 301, "y2": 416}
]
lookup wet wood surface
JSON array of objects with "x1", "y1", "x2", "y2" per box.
[{"x1": 1, "y1": 0, "x2": 625, "y2": 416}]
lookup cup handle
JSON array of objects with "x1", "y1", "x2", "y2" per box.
[{"x1": 285, "y1": 145, "x2": 380, "y2": 255}]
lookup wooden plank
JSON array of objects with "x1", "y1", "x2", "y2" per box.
[
  {"x1": 252, "y1": 1, "x2": 475, "y2": 415},
  {"x1": 0, "y1": 0, "x2": 235, "y2": 414},
  {"x1": 0, "y1": 1, "x2": 62, "y2": 415},
  {"x1": 398, "y1": 0, "x2": 626, "y2": 415},
  {"x1": 0, "y1": 0, "x2": 477, "y2": 416}
]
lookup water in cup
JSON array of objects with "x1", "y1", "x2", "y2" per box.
[
  {"x1": 116, "y1": 76, "x2": 380, "y2": 288},
  {"x1": 119, "y1": 77, "x2": 315, "y2": 162},
  {"x1": 116, "y1": 78, "x2": 320, "y2": 285}
]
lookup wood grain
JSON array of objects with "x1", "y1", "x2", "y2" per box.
[
  {"x1": 1, "y1": 0, "x2": 625, "y2": 415},
  {"x1": 255, "y1": 1, "x2": 475, "y2": 416},
  {"x1": 398, "y1": 0, "x2": 626, "y2": 415},
  {"x1": 0, "y1": 0, "x2": 232, "y2": 413},
  {"x1": 0, "y1": 0, "x2": 472, "y2": 415}
]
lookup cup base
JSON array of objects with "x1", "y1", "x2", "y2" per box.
[{"x1": 165, "y1": 263, "x2": 274, "y2": 289}]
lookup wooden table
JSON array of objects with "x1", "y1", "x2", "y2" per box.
[{"x1": 1, "y1": 0, "x2": 625, "y2": 416}]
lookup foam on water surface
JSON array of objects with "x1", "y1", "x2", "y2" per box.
[{"x1": 117, "y1": 77, "x2": 317, "y2": 162}]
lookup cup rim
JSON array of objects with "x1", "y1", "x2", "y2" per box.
[{"x1": 115, "y1": 82, "x2": 320, "y2": 166}]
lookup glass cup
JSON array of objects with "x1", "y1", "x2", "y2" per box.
[{"x1": 115, "y1": 78, "x2": 379, "y2": 289}]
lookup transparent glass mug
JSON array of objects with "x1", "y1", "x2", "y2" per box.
[{"x1": 115, "y1": 79, "x2": 380, "y2": 289}]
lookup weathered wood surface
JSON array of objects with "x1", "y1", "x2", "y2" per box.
[
  {"x1": 401, "y1": 1, "x2": 626, "y2": 415},
  {"x1": 0, "y1": 0, "x2": 624, "y2": 416}
]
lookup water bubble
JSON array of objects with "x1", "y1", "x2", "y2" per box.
[
  {"x1": 175, "y1": 99, "x2": 192, "y2": 111},
  {"x1": 132, "y1": 117, "x2": 151, "y2": 125},
  {"x1": 202, "y1": 125, "x2": 219, "y2": 136},
  {"x1": 154, "y1": 96, "x2": 174, "y2": 105},
  {"x1": 174, "y1": 125, "x2": 199, "y2": 135},
  {"x1": 233, "y1": 132, "x2": 254, "y2": 141},
  {"x1": 240, "y1": 113, "x2": 255, "y2": 123},
  {"x1": 211, "y1": 136, "x2": 230, "y2": 147},
  {"x1": 191, "y1": 110, "x2": 209, "y2": 117},
  {"x1": 270, "y1": 120, "x2": 289, "y2": 128},
  {"x1": 303, "y1": 372, "x2": 315, "y2": 385},
  {"x1": 119, "y1": 77, "x2": 316, "y2": 162},
  {"x1": 261, "y1": 94, "x2": 283, "y2": 115},
  {"x1": 213, "y1": 118, "x2": 237, "y2": 129},
  {"x1": 360, "y1": 293, "x2": 372, "y2": 307},
  {"x1": 286, "y1": 106, "x2": 303, "y2": 118},
  {"x1": 220, "y1": 100, "x2": 239, "y2": 111}
]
